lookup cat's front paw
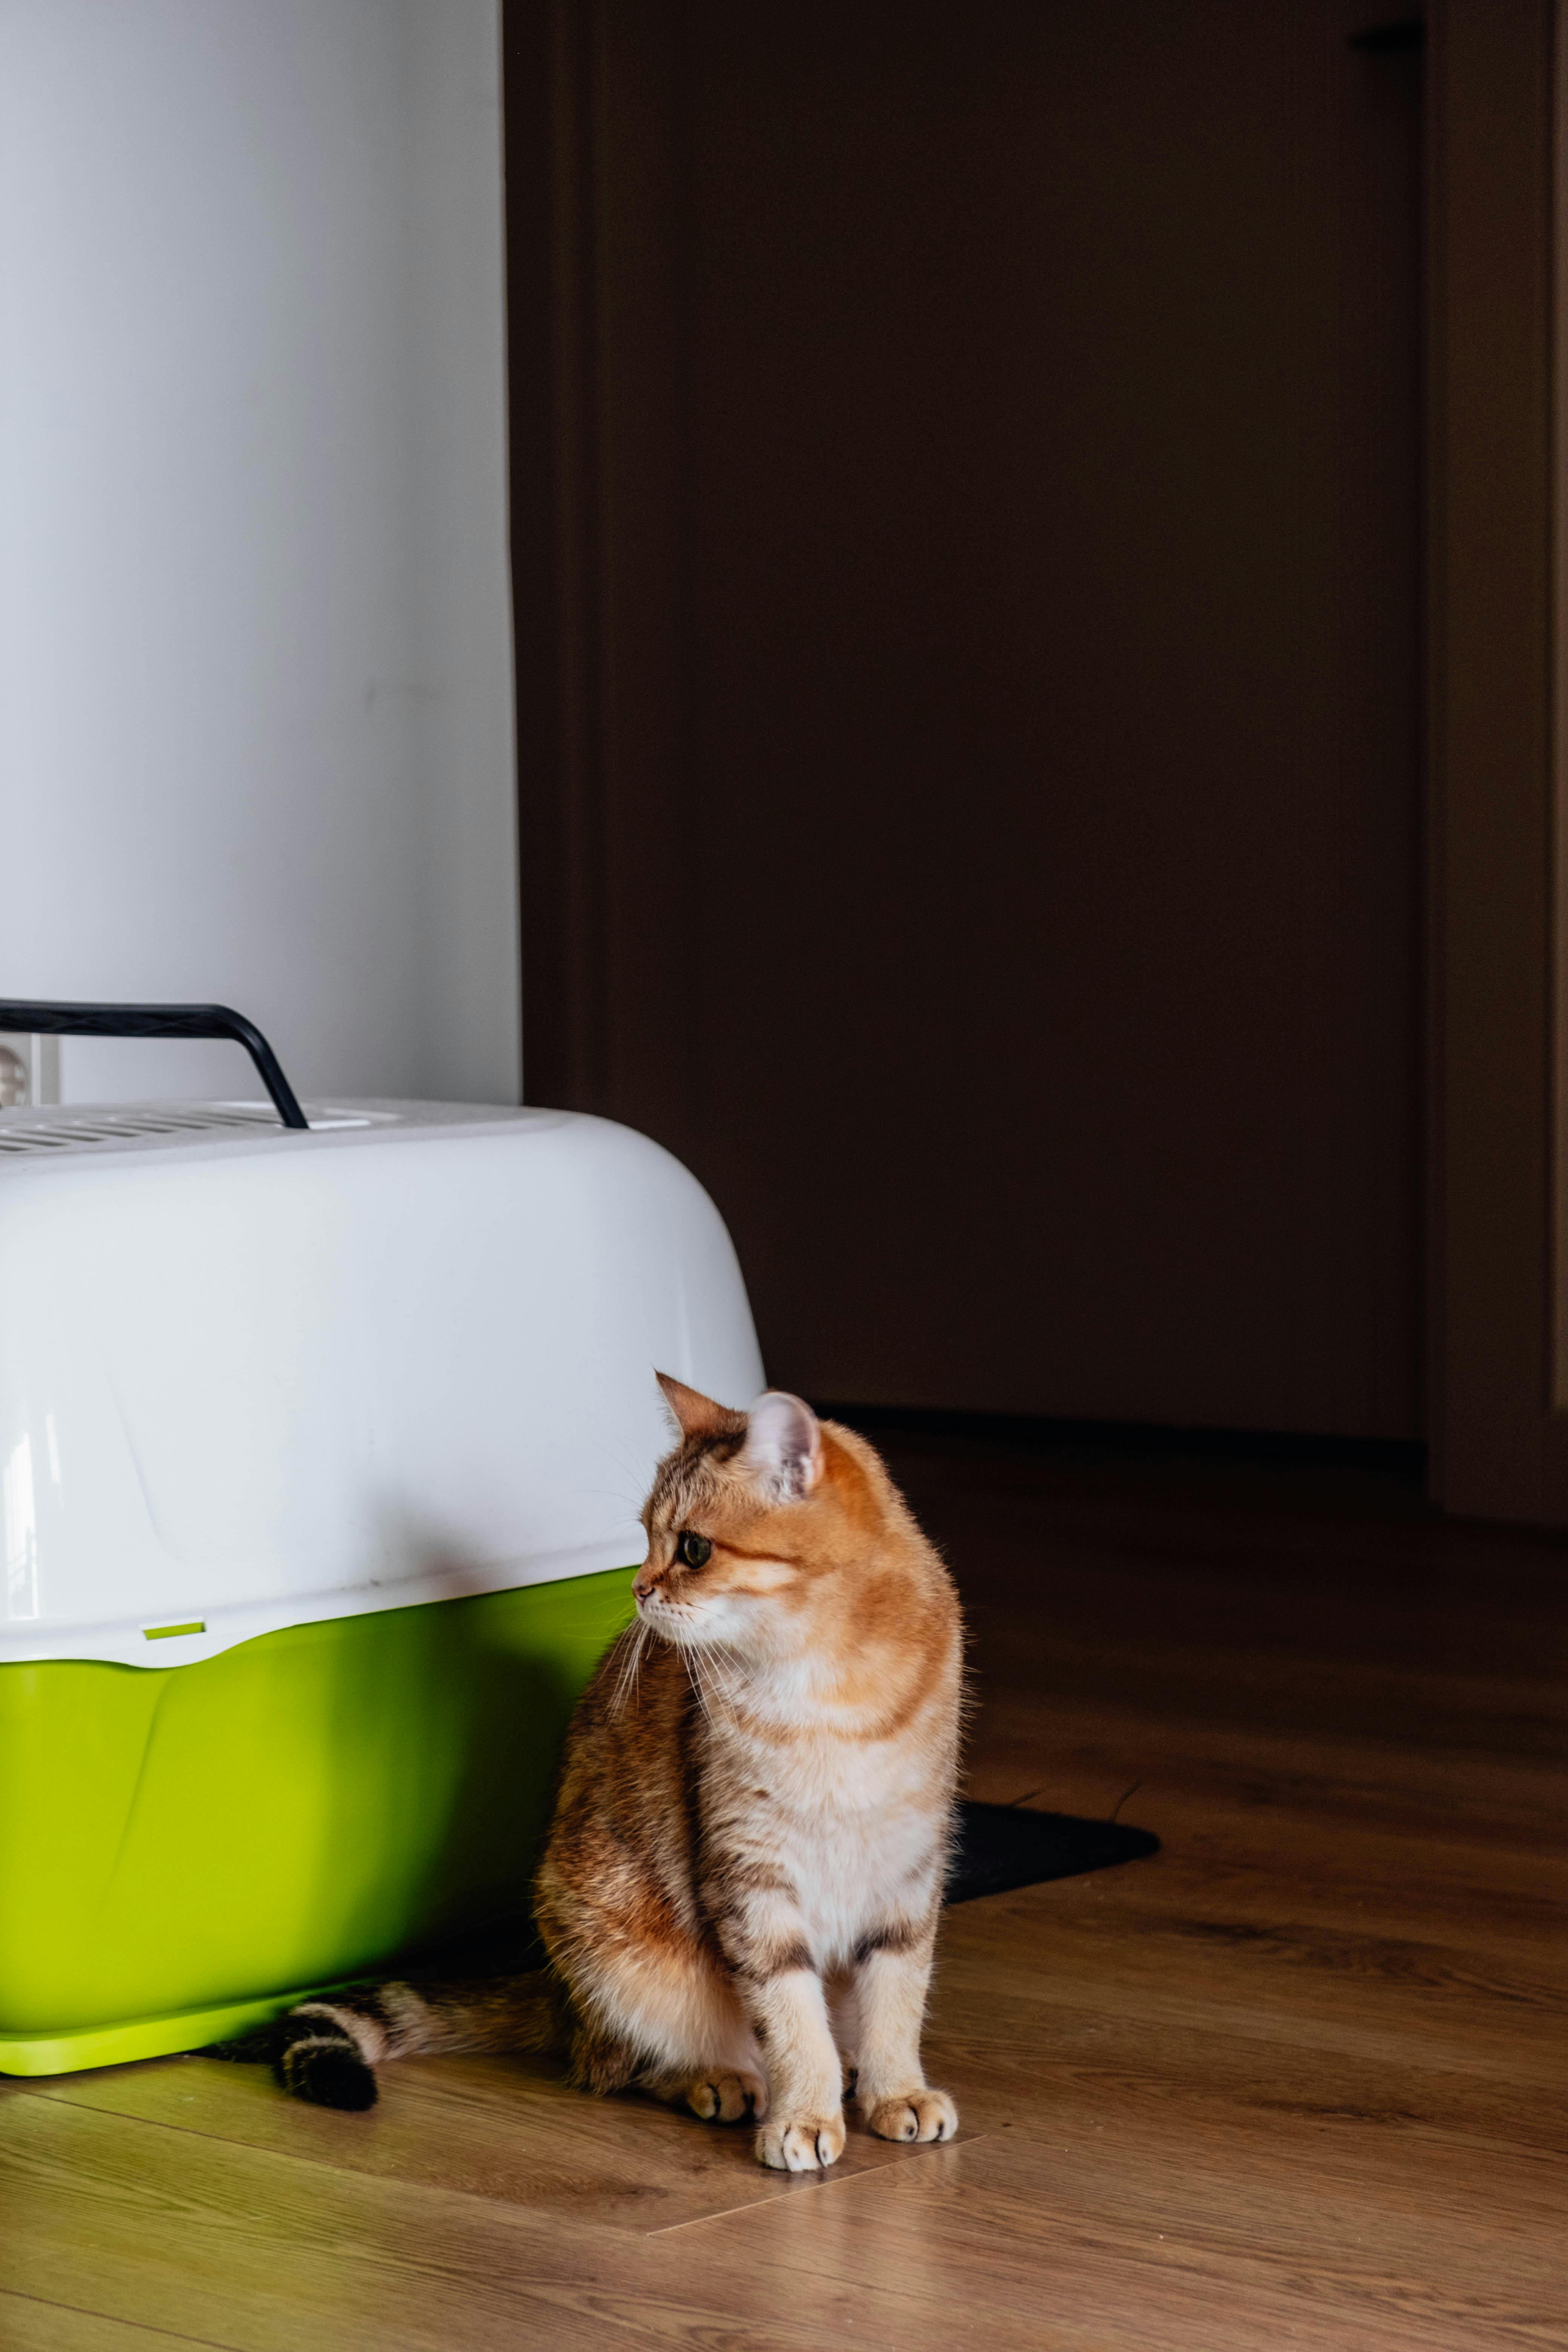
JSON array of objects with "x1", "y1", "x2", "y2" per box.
[
  {"x1": 756, "y1": 2109, "x2": 846, "y2": 2171},
  {"x1": 686, "y1": 2069, "x2": 767, "y2": 2124},
  {"x1": 863, "y1": 2087, "x2": 957, "y2": 2144}
]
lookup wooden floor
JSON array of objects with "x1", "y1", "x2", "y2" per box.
[{"x1": 6, "y1": 1434, "x2": 1566, "y2": 2349}]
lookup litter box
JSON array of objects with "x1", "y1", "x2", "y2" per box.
[{"x1": 0, "y1": 1000, "x2": 764, "y2": 2076}]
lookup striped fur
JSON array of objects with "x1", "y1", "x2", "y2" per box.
[{"x1": 275, "y1": 1381, "x2": 965, "y2": 2170}]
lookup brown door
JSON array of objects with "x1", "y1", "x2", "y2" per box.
[{"x1": 508, "y1": 1, "x2": 1425, "y2": 1442}]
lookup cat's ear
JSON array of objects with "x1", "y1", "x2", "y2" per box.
[
  {"x1": 655, "y1": 1372, "x2": 740, "y2": 1439},
  {"x1": 740, "y1": 1390, "x2": 823, "y2": 1502}
]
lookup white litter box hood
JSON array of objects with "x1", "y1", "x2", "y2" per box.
[{"x1": 0, "y1": 1102, "x2": 765, "y2": 1667}]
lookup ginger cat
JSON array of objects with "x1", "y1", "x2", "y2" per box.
[{"x1": 272, "y1": 1378, "x2": 964, "y2": 2171}]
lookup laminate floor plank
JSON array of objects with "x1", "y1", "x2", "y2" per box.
[
  {"x1": 939, "y1": 1881, "x2": 1567, "y2": 2070},
  {"x1": 662, "y1": 2112, "x2": 1565, "y2": 2350},
  {"x1": 968, "y1": 1684, "x2": 1568, "y2": 1825},
  {"x1": 0, "y1": 2090, "x2": 964, "y2": 2352},
  {"x1": 922, "y1": 1950, "x2": 1567, "y2": 2158},
  {"x1": 0, "y1": 2294, "x2": 226, "y2": 2352},
  {"x1": 21, "y1": 2044, "x2": 927, "y2": 2233}
]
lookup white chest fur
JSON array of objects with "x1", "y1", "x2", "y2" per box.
[{"x1": 709, "y1": 1701, "x2": 953, "y2": 1967}]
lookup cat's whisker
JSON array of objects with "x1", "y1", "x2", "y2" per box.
[
  {"x1": 684, "y1": 1637, "x2": 744, "y2": 1721},
  {"x1": 684, "y1": 1643, "x2": 715, "y2": 1720},
  {"x1": 626, "y1": 1619, "x2": 652, "y2": 1711},
  {"x1": 579, "y1": 1480, "x2": 646, "y2": 1511},
  {"x1": 687, "y1": 1642, "x2": 730, "y2": 1724},
  {"x1": 628, "y1": 1621, "x2": 652, "y2": 1705},
  {"x1": 607, "y1": 1620, "x2": 651, "y2": 1720},
  {"x1": 595, "y1": 1434, "x2": 654, "y2": 1501}
]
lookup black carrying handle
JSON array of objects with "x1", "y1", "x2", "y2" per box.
[{"x1": 0, "y1": 1000, "x2": 309, "y2": 1131}]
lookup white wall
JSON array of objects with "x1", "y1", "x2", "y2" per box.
[{"x1": 0, "y1": 0, "x2": 519, "y2": 1107}]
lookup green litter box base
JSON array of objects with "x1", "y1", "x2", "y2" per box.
[
  {"x1": 0, "y1": 1982, "x2": 343, "y2": 2077},
  {"x1": 0, "y1": 1565, "x2": 635, "y2": 2077}
]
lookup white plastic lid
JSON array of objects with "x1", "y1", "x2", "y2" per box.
[{"x1": 0, "y1": 1101, "x2": 764, "y2": 1665}]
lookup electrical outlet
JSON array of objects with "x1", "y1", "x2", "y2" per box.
[{"x1": 0, "y1": 1032, "x2": 61, "y2": 1107}]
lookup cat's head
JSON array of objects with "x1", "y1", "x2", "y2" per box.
[{"x1": 632, "y1": 1375, "x2": 895, "y2": 1660}]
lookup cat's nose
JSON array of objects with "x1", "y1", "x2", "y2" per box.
[{"x1": 632, "y1": 1563, "x2": 659, "y2": 1602}]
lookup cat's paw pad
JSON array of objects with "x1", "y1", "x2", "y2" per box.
[
  {"x1": 686, "y1": 2070, "x2": 767, "y2": 2124},
  {"x1": 756, "y1": 2109, "x2": 846, "y2": 2171},
  {"x1": 864, "y1": 2087, "x2": 957, "y2": 2144}
]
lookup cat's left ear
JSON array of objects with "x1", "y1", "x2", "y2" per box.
[
  {"x1": 741, "y1": 1390, "x2": 823, "y2": 1502},
  {"x1": 656, "y1": 1371, "x2": 743, "y2": 1439}
]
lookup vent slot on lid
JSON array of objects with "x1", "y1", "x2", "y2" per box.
[{"x1": 0, "y1": 1104, "x2": 393, "y2": 1156}]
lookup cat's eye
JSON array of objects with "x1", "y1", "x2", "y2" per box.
[{"x1": 677, "y1": 1531, "x2": 712, "y2": 1569}]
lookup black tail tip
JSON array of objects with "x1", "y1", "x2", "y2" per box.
[{"x1": 276, "y1": 2039, "x2": 378, "y2": 2112}]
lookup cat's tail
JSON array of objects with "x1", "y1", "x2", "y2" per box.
[{"x1": 267, "y1": 1972, "x2": 563, "y2": 2110}]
